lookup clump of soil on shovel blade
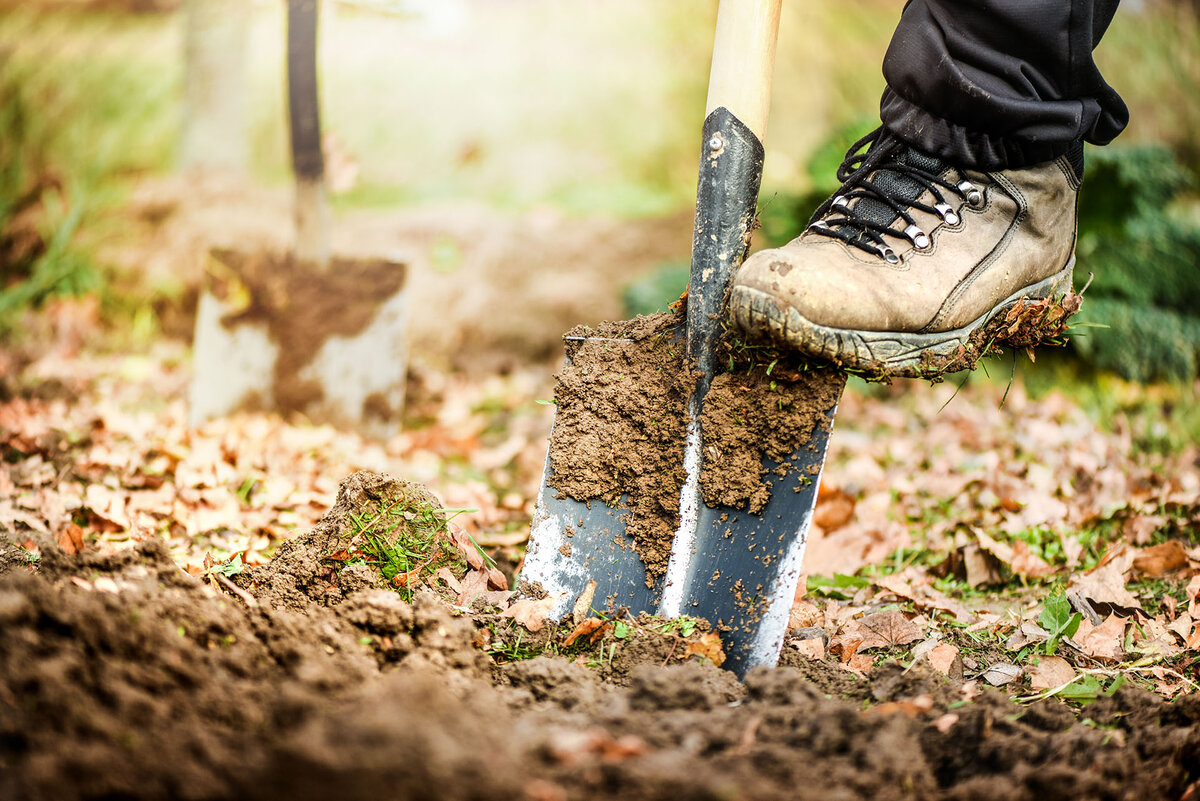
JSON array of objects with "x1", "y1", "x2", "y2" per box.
[
  {"x1": 699, "y1": 366, "x2": 844, "y2": 512},
  {"x1": 3, "y1": 471, "x2": 1200, "y2": 801},
  {"x1": 545, "y1": 310, "x2": 844, "y2": 579},
  {"x1": 547, "y1": 312, "x2": 698, "y2": 579}
]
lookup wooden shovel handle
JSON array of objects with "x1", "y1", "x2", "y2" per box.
[{"x1": 704, "y1": 0, "x2": 783, "y2": 143}]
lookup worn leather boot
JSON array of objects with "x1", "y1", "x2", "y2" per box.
[{"x1": 729, "y1": 128, "x2": 1081, "y2": 376}]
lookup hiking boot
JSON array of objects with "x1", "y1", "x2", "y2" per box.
[{"x1": 729, "y1": 128, "x2": 1081, "y2": 376}]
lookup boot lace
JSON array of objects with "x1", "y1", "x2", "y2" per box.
[{"x1": 806, "y1": 128, "x2": 984, "y2": 263}]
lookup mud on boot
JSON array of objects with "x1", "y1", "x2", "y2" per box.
[{"x1": 729, "y1": 128, "x2": 1082, "y2": 377}]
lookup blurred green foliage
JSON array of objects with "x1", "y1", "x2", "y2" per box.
[
  {"x1": 622, "y1": 261, "x2": 689, "y2": 319},
  {"x1": 0, "y1": 60, "x2": 98, "y2": 335},
  {"x1": 1073, "y1": 146, "x2": 1200, "y2": 382},
  {"x1": 0, "y1": 10, "x2": 177, "y2": 336}
]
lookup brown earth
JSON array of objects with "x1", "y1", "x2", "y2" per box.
[
  {"x1": 699, "y1": 366, "x2": 844, "y2": 512},
  {"x1": 546, "y1": 312, "x2": 697, "y2": 580},
  {"x1": 543, "y1": 310, "x2": 844, "y2": 579},
  {"x1": 3, "y1": 471, "x2": 1199, "y2": 801}
]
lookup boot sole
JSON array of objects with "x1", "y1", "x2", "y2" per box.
[{"x1": 729, "y1": 257, "x2": 1075, "y2": 378}]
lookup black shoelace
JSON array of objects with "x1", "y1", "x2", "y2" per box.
[{"x1": 806, "y1": 128, "x2": 984, "y2": 263}]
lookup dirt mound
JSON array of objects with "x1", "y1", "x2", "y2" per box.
[{"x1": 3, "y1": 471, "x2": 1199, "y2": 801}]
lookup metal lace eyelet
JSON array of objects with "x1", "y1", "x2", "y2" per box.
[
  {"x1": 958, "y1": 180, "x2": 985, "y2": 208},
  {"x1": 904, "y1": 224, "x2": 930, "y2": 249},
  {"x1": 878, "y1": 245, "x2": 900, "y2": 264},
  {"x1": 934, "y1": 203, "x2": 960, "y2": 226},
  {"x1": 831, "y1": 195, "x2": 850, "y2": 210},
  {"x1": 808, "y1": 220, "x2": 831, "y2": 232}
]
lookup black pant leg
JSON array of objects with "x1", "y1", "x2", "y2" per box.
[{"x1": 879, "y1": 0, "x2": 1128, "y2": 169}]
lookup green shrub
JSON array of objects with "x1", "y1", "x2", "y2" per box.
[{"x1": 1074, "y1": 145, "x2": 1200, "y2": 382}]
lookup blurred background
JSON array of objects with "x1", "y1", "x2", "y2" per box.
[
  {"x1": 1, "y1": 0, "x2": 1198, "y2": 575},
  {"x1": 2, "y1": 0, "x2": 1198, "y2": 380}
]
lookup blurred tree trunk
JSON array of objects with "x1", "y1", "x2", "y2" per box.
[{"x1": 180, "y1": 0, "x2": 249, "y2": 171}]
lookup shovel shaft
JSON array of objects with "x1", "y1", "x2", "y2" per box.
[
  {"x1": 287, "y1": 0, "x2": 323, "y2": 181},
  {"x1": 287, "y1": 0, "x2": 331, "y2": 268},
  {"x1": 704, "y1": 0, "x2": 782, "y2": 142},
  {"x1": 686, "y1": 0, "x2": 780, "y2": 390}
]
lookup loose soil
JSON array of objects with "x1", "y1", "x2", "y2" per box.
[
  {"x1": 3, "y1": 471, "x2": 1199, "y2": 801},
  {"x1": 546, "y1": 312, "x2": 697, "y2": 579},
  {"x1": 545, "y1": 311, "x2": 844, "y2": 578},
  {"x1": 699, "y1": 367, "x2": 845, "y2": 512},
  {"x1": 204, "y1": 248, "x2": 408, "y2": 421}
]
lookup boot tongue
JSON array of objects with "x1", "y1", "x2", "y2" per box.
[{"x1": 834, "y1": 148, "x2": 947, "y2": 244}]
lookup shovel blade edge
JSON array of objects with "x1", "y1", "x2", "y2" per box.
[{"x1": 521, "y1": 465, "x2": 660, "y2": 621}]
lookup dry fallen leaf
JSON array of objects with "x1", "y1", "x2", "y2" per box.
[
  {"x1": 813, "y1": 485, "x2": 855, "y2": 533},
  {"x1": 501, "y1": 596, "x2": 559, "y2": 632},
  {"x1": 787, "y1": 600, "x2": 821, "y2": 630},
  {"x1": 1027, "y1": 655, "x2": 1076, "y2": 691},
  {"x1": 844, "y1": 652, "x2": 875, "y2": 675},
  {"x1": 851, "y1": 609, "x2": 924, "y2": 650},
  {"x1": 975, "y1": 530, "x2": 1055, "y2": 578},
  {"x1": 1072, "y1": 614, "x2": 1126, "y2": 662},
  {"x1": 925, "y1": 643, "x2": 962, "y2": 678},
  {"x1": 56, "y1": 523, "x2": 85, "y2": 556},
  {"x1": 563, "y1": 617, "x2": 610, "y2": 648},
  {"x1": 792, "y1": 638, "x2": 825, "y2": 660},
  {"x1": 962, "y1": 544, "x2": 1004, "y2": 588},
  {"x1": 1009, "y1": 540, "x2": 1057, "y2": 579},
  {"x1": 454, "y1": 569, "x2": 490, "y2": 607},
  {"x1": 980, "y1": 662, "x2": 1021, "y2": 686},
  {"x1": 1133, "y1": 618, "x2": 1183, "y2": 658},
  {"x1": 1133, "y1": 540, "x2": 1189, "y2": 577},
  {"x1": 875, "y1": 571, "x2": 974, "y2": 622},
  {"x1": 1068, "y1": 562, "x2": 1143, "y2": 614},
  {"x1": 682, "y1": 632, "x2": 726, "y2": 667},
  {"x1": 1005, "y1": 622, "x2": 1050, "y2": 651}
]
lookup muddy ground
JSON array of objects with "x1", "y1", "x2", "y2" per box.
[{"x1": 3, "y1": 471, "x2": 1198, "y2": 801}]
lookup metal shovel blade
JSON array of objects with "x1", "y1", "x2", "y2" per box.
[
  {"x1": 521, "y1": 107, "x2": 845, "y2": 676},
  {"x1": 661, "y1": 376, "x2": 844, "y2": 676},
  {"x1": 656, "y1": 108, "x2": 844, "y2": 675}
]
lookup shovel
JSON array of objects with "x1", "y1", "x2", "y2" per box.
[
  {"x1": 189, "y1": 0, "x2": 409, "y2": 438},
  {"x1": 521, "y1": 0, "x2": 846, "y2": 677}
]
